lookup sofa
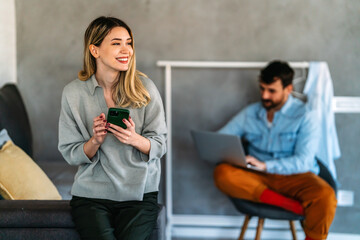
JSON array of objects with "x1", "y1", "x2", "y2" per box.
[{"x1": 0, "y1": 83, "x2": 165, "y2": 240}]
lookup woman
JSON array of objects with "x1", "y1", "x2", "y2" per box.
[{"x1": 58, "y1": 16, "x2": 167, "y2": 240}]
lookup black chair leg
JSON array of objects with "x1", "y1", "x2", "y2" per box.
[
  {"x1": 238, "y1": 215, "x2": 251, "y2": 240},
  {"x1": 300, "y1": 220, "x2": 305, "y2": 230},
  {"x1": 289, "y1": 220, "x2": 298, "y2": 240},
  {"x1": 255, "y1": 218, "x2": 264, "y2": 240}
]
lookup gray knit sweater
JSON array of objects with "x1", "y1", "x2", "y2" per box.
[{"x1": 58, "y1": 75, "x2": 167, "y2": 201}]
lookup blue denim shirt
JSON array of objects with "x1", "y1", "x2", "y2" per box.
[{"x1": 218, "y1": 95, "x2": 320, "y2": 175}]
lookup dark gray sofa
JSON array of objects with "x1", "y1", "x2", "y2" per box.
[{"x1": 0, "y1": 83, "x2": 165, "y2": 240}]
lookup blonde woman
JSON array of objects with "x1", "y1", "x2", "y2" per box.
[{"x1": 58, "y1": 16, "x2": 167, "y2": 240}]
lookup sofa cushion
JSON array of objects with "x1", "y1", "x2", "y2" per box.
[{"x1": 0, "y1": 141, "x2": 61, "y2": 200}]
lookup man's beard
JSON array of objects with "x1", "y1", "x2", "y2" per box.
[{"x1": 261, "y1": 99, "x2": 282, "y2": 110}]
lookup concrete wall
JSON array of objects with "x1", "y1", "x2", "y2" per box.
[
  {"x1": 0, "y1": 0, "x2": 16, "y2": 87},
  {"x1": 15, "y1": 0, "x2": 360, "y2": 235}
]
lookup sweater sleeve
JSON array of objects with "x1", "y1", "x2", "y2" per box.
[
  {"x1": 139, "y1": 80, "x2": 167, "y2": 162},
  {"x1": 58, "y1": 88, "x2": 98, "y2": 166}
]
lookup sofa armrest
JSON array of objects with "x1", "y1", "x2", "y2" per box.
[{"x1": 0, "y1": 84, "x2": 33, "y2": 158}]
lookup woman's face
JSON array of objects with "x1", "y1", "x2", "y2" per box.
[{"x1": 92, "y1": 27, "x2": 134, "y2": 73}]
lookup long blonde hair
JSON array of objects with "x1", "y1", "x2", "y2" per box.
[{"x1": 78, "y1": 16, "x2": 150, "y2": 108}]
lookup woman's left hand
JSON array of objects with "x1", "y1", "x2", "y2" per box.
[{"x1": 107, "y1": 116, "x2": 139, "y2": 146}]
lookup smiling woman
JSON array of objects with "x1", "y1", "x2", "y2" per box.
[
  {"x1": 78, "y1": 17, "x2": 150, "y2": 108},
  {"x1": 58, "y1": 16, "x2": 167, "y2": 240},
  {"x1": 90, "y1": 27, "x2": 134, "y2": 72}
]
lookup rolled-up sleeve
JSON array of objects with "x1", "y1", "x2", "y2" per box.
[
  {"x1": 139, "y1": 82, "x2": 167, "y2": 162},
  {"x1": 58, "y1": 90, "x2": 96, "y2": 166}
]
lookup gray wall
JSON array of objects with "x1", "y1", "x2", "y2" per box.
[
  {"x1": 0, "y1": 0, "x2": 16, "y2": 87},
  {"x1": 16, "y1": 0, "x2": 360, "y2": 234}
]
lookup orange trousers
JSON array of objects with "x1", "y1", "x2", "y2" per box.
[{"x1": 214, "y1": 163, "x2": 337, "y2": 240}]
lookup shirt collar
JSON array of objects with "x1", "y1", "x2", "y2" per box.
[
  {"x1": 279, "y1": 94, "x2": 295, "y2": 116},
  {"x1": 86, "y1": 74, "x2": 101, "y2": 95}
]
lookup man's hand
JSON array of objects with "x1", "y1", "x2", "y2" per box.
[{"x1": 246, "y1": 155, "x2": 267, "y2": 171}]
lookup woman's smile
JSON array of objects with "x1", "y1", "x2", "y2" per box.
[{"x1": 116, "y1": 57, "x2": 129, "y2": 64}]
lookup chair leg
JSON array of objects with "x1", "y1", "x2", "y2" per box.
[
  {"x1": 255, "y1": 218, "x2": 264, "y2": 240},
  {"x1": 300, "y1": 220, "x2": 305, "y2": 230},
  {"x1": 238, "y1": 215, "x2": 251, "y2": 240},
  {"x1": 289, "y1": 220, "x2": 298, "y2": 240}
]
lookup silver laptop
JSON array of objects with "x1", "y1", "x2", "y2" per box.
[{"x1": 190, "y1": 129, "x2": 262, "y2": 171}]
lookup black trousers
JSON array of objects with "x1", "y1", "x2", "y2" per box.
[{"x1": 70, "y1": 192, "x2": 159, "y2": 240}]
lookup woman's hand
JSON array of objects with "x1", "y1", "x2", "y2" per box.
[
  {"x1": 83, "y1": 113, "x2": 107, "y2": 159},
  {"x1": 92, "y1": 113, "x2": 108, "y2": 145},
  {"x1": 107, "y1": 116, "x2": 138, "y2": 146},
  {"x1": 107, "y1": 116, "x2": 151, "y2": 154}
]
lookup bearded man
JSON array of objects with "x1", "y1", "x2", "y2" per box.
[{"x1": 214, "y1": 60, "x2": 337, "y2": 240}]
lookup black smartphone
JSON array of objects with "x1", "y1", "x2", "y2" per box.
[{"x1": 107, "y1": 108, "x2": 130, "y2": 129}]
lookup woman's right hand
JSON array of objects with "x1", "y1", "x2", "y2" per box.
[{"x1": 91, "y1": 113, "x2": 107, "y2": 145}]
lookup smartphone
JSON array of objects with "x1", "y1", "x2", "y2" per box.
[{"x1": 107, "y1": 108, "x2": 130, "y2": 129}]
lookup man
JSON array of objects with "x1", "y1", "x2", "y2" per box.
[{"x1": 214, "y1": 60, "x2": 337, "y2": 240}]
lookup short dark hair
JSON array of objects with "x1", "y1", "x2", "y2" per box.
[{"x1": 259, "y1": 60, "x2": 294, "y2": 88}]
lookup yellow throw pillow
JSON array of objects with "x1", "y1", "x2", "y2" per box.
[{"x1": 0, "y1": 141, "x2": 62, "y2": 200}]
